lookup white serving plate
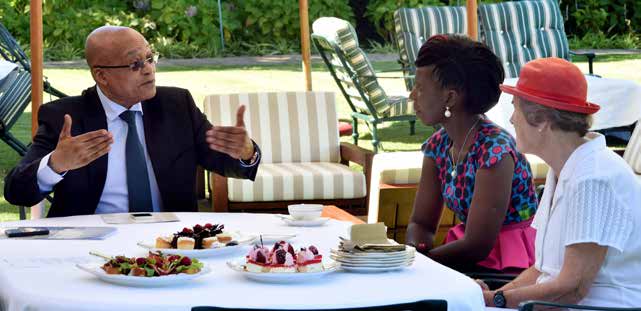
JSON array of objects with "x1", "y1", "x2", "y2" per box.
[
  {"x1": 76, "y1": 264, "x2": 211, "y2": 287},
  {"x1": 226, "y1": 259, "x2": 337, "y2": 283},
  {"x1": 138, "y1": 232, "x2": 256, "y2": 258}
]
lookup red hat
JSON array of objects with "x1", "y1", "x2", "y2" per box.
[{"x1": 500, "y1": 57, "x2": 600, "y2": 115}]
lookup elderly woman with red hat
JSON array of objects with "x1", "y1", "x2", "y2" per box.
[
  {"x1": 406, "y1": 35, "x2": 538, "y2": 273},
  {"x1": 479, "y1": 57, "x2": 641, "y2": 308}
]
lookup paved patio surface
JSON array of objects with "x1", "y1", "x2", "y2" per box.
[{"x1": 44, "y1": 53, "x2": 399, "y2": 69}]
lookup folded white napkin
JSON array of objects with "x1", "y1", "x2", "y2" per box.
[{"x1": 339, "y1": 223, "x2": 406, "y2": 252}]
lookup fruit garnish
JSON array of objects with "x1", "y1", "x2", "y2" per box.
[{"x1": 308, "y1": 245, "x2": 319, "y2": 255}]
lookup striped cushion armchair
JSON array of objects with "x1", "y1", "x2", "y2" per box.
[
  {"x1": 394, "y1": 6, "x2": 468, "y2": 91},
  {"x1": 478, "y1": 0, "x2": 596, "y2": 78},
  {"x1": 203, "y1": 92, "x2": 373, "y2": 213},
  {"x1": 312, "y1": 17, "x2": 416, "y2": 153}
]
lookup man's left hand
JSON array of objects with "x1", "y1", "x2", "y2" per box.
[{"x1": 206, "y1": 105, "x2": 254, "y2": 160}]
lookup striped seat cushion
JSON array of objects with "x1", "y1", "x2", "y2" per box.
[
  {"x1": 479, "y1": 0, "x2": 570, "y2": 78},
  {"x1": 312, "y1": 17, "x2": 391, "y2": 116},
  {"x1": 203, "y1": 92, "x2": 340, "y2": 164},
  {"x1": 624, "y1": 121, "x2": 641, "y2": 174},
  {"x1": 385, "y1": 96, "x2": 414, "y2": 117},
  {"x1": 394, "y1": 6, "x2": 467, "y2": 90},
  {"x1": 228, "y1": 162, "x2": 367, "y2": 202}
]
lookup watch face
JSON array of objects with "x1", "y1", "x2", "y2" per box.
[{"x1": 493, "y1": 292, "x2": 506, "y2": 308}]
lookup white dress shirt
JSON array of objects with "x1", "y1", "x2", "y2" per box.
[
  {"x1": 37, "y1": 86, "x2": 163, "y2": 213},
  {"x1": 532, "y1": 133, "x2": 641, "y2": 307}
]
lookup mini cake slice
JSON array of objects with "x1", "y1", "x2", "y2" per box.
[
  {"x1": 177, "y1": 237, "x2": 195, "y2": 250},
  {"x1": 201, "y1": 236, "x2": 218, "y2": 249},
  {"x1": 245, "y1": 245, "x2": 271, "y2": 272},
  {"x1": 296, "y1": 246, "x2": 323, "y2": 272},
  {"x1": 155, "y1": 236, "x2": 172, "y2": 249},
  {"x1": 269, "y1": 248, "x2": 296, "y2": 273},
  {"x1": 216, "y1": 233, "x2": 233, "y2": 244}
]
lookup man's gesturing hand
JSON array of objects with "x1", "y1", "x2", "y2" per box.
[
  {"x1": 49, "y1": 114, "x2": 113, "y2": 174},
  {"x1": 206, "y1": 105, "x2": 254, "y2": 160}
]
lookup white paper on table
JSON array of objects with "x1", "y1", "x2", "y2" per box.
[{"x1": 101, "y1": 212, "x2": 180, "y2": 224}]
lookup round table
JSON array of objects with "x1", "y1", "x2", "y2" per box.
[{"x1": 0, "y1": 213, "x2": 484, "y2": 311}]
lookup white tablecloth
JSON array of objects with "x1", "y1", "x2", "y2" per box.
[
  {"x1": 487, "y1": 76, "x2": 641, "y2": 137},
  {"x1": 0, "y1": 213, "x2": 484, "y2": 311}
]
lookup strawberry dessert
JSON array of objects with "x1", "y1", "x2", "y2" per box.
[
  {"x1": 245, "y1": 245, "x2": 271, "y2": 273},
  {"x1": 244, "y1": 241, "x2": 323, "y2": 273},
  {"x1": 296, "y1": 246, "x2": 323, "y2": 272}
]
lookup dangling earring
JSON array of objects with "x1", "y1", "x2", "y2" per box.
[{"x1": 444, "y1": 106, "x2": 452, "y2": 118}]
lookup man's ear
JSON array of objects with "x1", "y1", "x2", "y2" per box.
[{"x1": 92, "y1": 68, "x2": 108, "y2": 86}]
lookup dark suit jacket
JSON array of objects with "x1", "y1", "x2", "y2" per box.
[{"x1": 4, "y1": 86, "x2": 259, "y2": 217}]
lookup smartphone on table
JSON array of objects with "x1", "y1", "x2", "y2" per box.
[
  {"x1": 129, "y1": 213, "x2": 154, "y2": 222},
  {"x1": 5, "y1": 227, "x2": 50, "y2": 238}
]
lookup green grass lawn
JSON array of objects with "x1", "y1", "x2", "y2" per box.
[{"x1": 2, "y1": 57, "x2": 640, "y2": 221}]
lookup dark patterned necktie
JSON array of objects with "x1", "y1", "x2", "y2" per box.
[{"x1": 119, "y1": 110, "x2": 153, "y2": 212}]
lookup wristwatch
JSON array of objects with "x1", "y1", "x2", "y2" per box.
[{"x1": 493, "y1": 290, "x2": 507, "y2": 308}]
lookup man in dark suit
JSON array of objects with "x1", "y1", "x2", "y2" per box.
[{"x1": 4, "y1": 26, "x2": 260, "y2": 217}]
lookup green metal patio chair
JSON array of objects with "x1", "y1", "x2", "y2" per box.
[
  {"x1": 0, "y1": 67, "x2": 34, "y2": 221},
  {"x1": 478, "y1": 0, "x2": 597, "y2": 78},
  {"x1": 312, "y1": 17, "x2": 416, "y2": 153},
  {"x1": 0, "y1": 22, "x2": 67, "y2": 98},
  {"x1": 192, "y1": 299, "x2": 447, "y2": 311},
  {"x1": 0, "y1": 68, "x2": 31, "y2": 157},
  {"x1": 394, "y1": 6, "x2": 468, "y2": 91}
]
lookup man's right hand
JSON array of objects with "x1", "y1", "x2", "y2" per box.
[{"x1": 49, "y1": 114, "x2": 113, "y2": 174}]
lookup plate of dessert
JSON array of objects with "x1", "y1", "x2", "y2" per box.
[
  {"x1": 138, "y1": 223, "x2": 256, "y2": 258},
  {"x1": 227, "y1": 241, "x2": 337, "y2": 283},
  {"x1": 77, "y1": 251, "x2": 211, "y2": 287}
]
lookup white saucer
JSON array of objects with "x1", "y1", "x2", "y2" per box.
[{"x1": 279, "y1": 216, "x2": 330, "y2": 227}]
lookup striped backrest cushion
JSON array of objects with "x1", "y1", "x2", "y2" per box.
[
  {"x1": 312, "y1": 17, "x2": 390, "y2": 115},
  {"x1": 479, "y1": 0, "x2": 570, "y2": 78},
  {"x1": 394, "y1": 6, "x2": 467, "y2": 90},
  {"x1": 203, "y1": 92, "x2": 341, "y2": 164},
  {"x1": 624, "y1": 121, "x2": 641, "y2": 174}
]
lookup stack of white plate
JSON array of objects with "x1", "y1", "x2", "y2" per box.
[{"x1": 329, "y1": 246, "x2": 415, "y2": 273}]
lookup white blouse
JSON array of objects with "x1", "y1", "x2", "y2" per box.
[{"x1": 532, "y1": 133, "x2": 641, "y2": 307}]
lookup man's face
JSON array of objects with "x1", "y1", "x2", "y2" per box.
[{"x1": 93, "y1": 32, "x2": 156, "y2": 106}]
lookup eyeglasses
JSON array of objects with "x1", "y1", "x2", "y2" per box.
[{"x1": 93, "y1": 53, "x2": 159, "y2": 71}]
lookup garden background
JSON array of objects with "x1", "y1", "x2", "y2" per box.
[{"x1": 1, "y1": 0, "x2": 639, "y2": 61}]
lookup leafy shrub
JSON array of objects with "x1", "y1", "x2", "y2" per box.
[
  {"x1": 229, "y1": 0, "x2": 354, "y2": 49},
  {"x1": 561, "y1": 0, "x2": 641, "y2": 39},
  {"x1": 569, "y1": 32, "x2": 641, "y2": 49}
]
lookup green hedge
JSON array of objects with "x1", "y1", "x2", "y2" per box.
[
  {"x1": 0, "y1": 0, "x2": 353, "y2": 60},
  {"x1": 0, "y1": 0, "x2": 639, "y2": 61}
]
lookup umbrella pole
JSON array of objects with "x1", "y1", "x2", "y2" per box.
[
  {"x1": 299, "y1": 0, "x2": 312, "y2": 91},
  {"x1": 467, "y1": 0, "x2": 478, "y2": 40},
  {"x1": 30, "y1": 0, "x2": 45, "y2": 219},
  {"x1": 30, "y1": 0, "x2": 43, "y2": 136}
]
